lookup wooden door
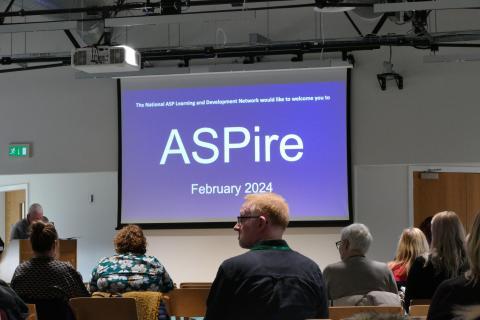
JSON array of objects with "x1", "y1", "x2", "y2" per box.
[
  {"x1": 5, "y1": 190, "x2": 26, "y2": 244},
  {"x1": 413, "y1": 171, "x2": 480, "y2": 234},
  {"x1": 466, "y1": 173, "x2": 480, "y2": 233}
]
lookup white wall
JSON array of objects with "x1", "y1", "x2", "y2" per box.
[
  {"x1": 146, "y1": 227, "x2": 342, "y2": 283},
  {"x1": 0, "y1": 172, "x2": 117, "y2": 281}
]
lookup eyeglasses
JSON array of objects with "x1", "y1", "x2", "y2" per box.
[
  {"x1": 236, "y1": 216, "x2": 260, "y2": 224},
  {"x1": 335, "y1": 240, "x2": 343, "y2": 249}
]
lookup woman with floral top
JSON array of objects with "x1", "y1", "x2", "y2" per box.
[{"x1": 89, "y1": 224, "x2": 174, "y2": 293}]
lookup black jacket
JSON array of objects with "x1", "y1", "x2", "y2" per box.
[
  {"x1": 205, "y1": 240, "x2": 328, "y2": 320},
  {"x1": 0, "y1": 279, "x2": 28, "y2": 320}
]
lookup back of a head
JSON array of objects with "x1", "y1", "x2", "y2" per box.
[
  {"x1": 466, "y1": 213, "x2": 480, "y2": 283},
  {"x1": 431, "y1": 211, "x2": 467, "y2": 277},
  {"x1": 394, "y1": 227, "x2": 429, "y2": 269},
  {"x1": 341, "y1": 223, "x2": 372, "y2": 255},
  {"x1": 242, "y1": 193, "x2": 289, "y2": 229},
  {"x1": 114, "y1": 224, "x2": 147, "y2": 255},
  {"x1": 30, "y1": 221, "x2": 58, "y2": 254}
]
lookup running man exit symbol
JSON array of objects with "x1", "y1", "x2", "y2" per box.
[{"x1": 8, "y1": 144, "x2": 31, "y2": 157}]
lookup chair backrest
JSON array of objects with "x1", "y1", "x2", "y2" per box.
[
  {"x1": 410, "y1": 299, "x2": 431, "y2": 306},
  {"x1": 69, "y1": 297, "x2": 138, "y2": 320},
  {"x1": 26, "y1": 304, "x2": 37, "y2": 320},
  {"x1": 179, "y1": 282, "x2": 212, "y2": 289},
  {"x1": 328, "y1": 306, "x2": 403, "y2": 320},
  {"x1": 27, "y1": 299, "x2": 74, "y2": 320},
  {"x1": 409, "y1": 305, "x2": 430, "y2": 317},
  {"x1": 165, "y1": 288, "x2": 210, "y2": 317}
]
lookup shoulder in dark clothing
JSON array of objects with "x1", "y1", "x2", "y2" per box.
[
  {"x1": 428, "y1": 276, "x2": 480, "y2": 320},
  {"x1": 207, "y1": 247, "x2": 328, "y2": 320}
]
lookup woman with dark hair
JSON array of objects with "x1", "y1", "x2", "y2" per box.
[
  {"x1": 419, "y1": 216, "x2": 433, "y2": 246},
  {"x1": 427, "y1": 212, "x2": 480, "y2": 320},
  {"x1": 404, "y1": 211, "x2": 468, "y2": 311},
  {"x1": 89, "y1": 225, "x2": 173, "y2": 293},
  {"x1": 10, "y1": 221, "x2": 89, "y2": 319}
]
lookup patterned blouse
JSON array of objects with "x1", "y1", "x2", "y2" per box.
[
  {"x1": 89, "y1": 253, "x2": 174, "y2": 294},
  {"x1": 11, "y1": 256, "x2": 90, "y2": 301}
]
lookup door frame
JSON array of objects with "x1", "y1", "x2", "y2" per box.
[
  {"x1": 0, "y1": 183, "x2": 29, "y2": 219},
  {"x1": 0, "y1": 183, "x2": 29, "y2": 243},
  {"x1": 408, "y1": 165, "x2": 480, "y2": 227}
]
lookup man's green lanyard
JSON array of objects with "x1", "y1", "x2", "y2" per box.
[{"x1": 250, "y1": 243, "x2": 292, "y2": 251}]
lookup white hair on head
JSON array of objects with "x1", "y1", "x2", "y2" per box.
[
  {"x1": 28, "y1": 203, "x2": 43, "y2": 216},
  {"x1": 341, "y1": 223, "x2": 373, "y2": 255}
]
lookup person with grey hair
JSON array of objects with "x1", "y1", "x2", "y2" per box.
[
  {"x1": 10, "y1": 203, "x2": 49, "y2": 240},
  {"x1": 323, "y1": 223, "x2": 398, "y2": 304}
]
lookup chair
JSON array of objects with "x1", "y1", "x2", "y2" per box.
[
  {"x1": 165, "y1": 288, "x2": 210, "y2": 320},
  {"x1": 410, "y1": 299, "x2": 431, "y2": 306},
  {"x1": 179, "y1": 282, "x2": 212, "y2": 289},
  {"x1": 26, "y1": 304, "x2": 37, "y2": 320},
  {"x1": 69, "y1": 297, "x2": 138, "y2": 320},
  {"x1": 409, "y1": 305, "x2": 429, "y2": 317},
  {"x1": 328, "y1": 306, "x2": 403, "y2": 320},
  {"x1": 27, "y1": 299, "x2": 74, "y2": 320}
]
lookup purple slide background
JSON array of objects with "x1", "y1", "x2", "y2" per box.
[{"x1": 121, "y1": 81, "x2": 348, "y2": 223}]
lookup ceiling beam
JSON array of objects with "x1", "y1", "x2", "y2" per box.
[
  {"x1": 0, "y1": 20, "x2": 77, "y2": 33},
  {"x1": 374, "y1": 0, "x2": 480, "y2": 13}
]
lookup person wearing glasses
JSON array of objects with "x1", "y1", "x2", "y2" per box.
[
  {"x1": 323, "y1": 223, "x2": 398, "y2": 305},
  {"x1": 205, "y1": 192, "x2": 328, "y2": 320}
]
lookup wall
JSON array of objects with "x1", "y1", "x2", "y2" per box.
[
  {"x1": 0, "y1": 172, "x2": 117, "y2": 281},
  {"x1": 0, "y1": 172, "x2": 342, "y2": 283},
  {"x1": 0, "y1": 8, "x2": 479, "y2": 282},
  {"x1": 0, "y1": 193, "x2": 4, "y2": 241},
  {"x1": 0, "y1": 67, "x2": 117, "y2": 174}
]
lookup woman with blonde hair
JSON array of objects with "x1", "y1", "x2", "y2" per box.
[
  {"x1": 388, "y1": 228, "x2": 429, "y2": 285},
  {"x1": 404, "y1": 211, "x2": 468, "y2": 311},
  {"x1": 427, "y1": 212, "x2": 480, "y2": 320}
]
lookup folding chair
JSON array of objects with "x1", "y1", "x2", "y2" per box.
[
  {"x1": 69, "y1": 297, "x2": 138, "y2": 320},
  {"x1": 26, "y1": 304, "x2": 37, "y2": 320},
  {"x1": 165, "y1": 288, "x2": 210, "y2": 320},
  {"x1": 409, "y1": 305, "x2": 429, "y2": 317},
  {"x1": 410, "y1": 299, "x2": 431, "y2": 306}
]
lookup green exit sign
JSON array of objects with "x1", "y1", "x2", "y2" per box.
[{"x1": 9, "y1": 144, "x2": 31, "y2": 158}]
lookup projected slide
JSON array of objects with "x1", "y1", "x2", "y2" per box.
[{"x1": 120, "y1": 68, "x2": 350, "y2": 226}]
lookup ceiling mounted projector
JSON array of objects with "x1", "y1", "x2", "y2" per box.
[{"x1": 71, "y1": 45, "x2": 141, "y2": 73}]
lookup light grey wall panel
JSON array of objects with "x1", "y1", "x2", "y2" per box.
[
  {"x1": 0, "y1": 67, "x2": 117, "y2": 174},
  {"x1": 354, "y1": 165, "x2": 409, "y2": 262},
  {"x1": 351, "y1": 47, "x2": 480, "y2": 165}
]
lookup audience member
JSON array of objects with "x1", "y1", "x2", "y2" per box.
[
  {"x1": 427, "y1": 212, "x2": 480, "y2": 320},
  {"x1": 323, "y1": 223, "x2": 398, "y2": 304},
  {"x1": 11, "y1": 221, "x2": 88, "y2": 304},
  {"x1": 89, "y1": 224, "x2": 174, "y2": 293},
  {"x1": 388, "y1": 228, "x2": 429, "y2": 286},
  {"x1": 10, "y1": 203, "x2": 49, "y2": 240},
  {"x1": 404, "y1": 211, "x2": 468, "y2": 311},
  {"x1": 419, "y1": 216, "x2": 433, "y2": 245},
  {"x1": 205, "y1": 193, "x2": 328, "y2": 320},
  {"x1": 0, "y1": 279, "x2": 28, "y2": 320}
]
